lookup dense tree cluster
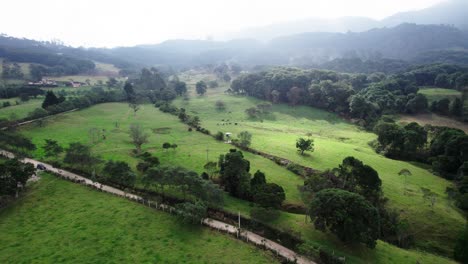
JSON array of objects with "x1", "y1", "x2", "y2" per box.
[
  {"x1": 374, "y1": 121, "x2": 467, "y2": 179},
  {"x1": 300, "y1": 157, "x2": 408, "y2": 248},
  {"x1": 218, "y1": 149, "x2": 285, "y2": 208},
  {"x1": 0, "y1": 159, "x2": 35, "y2": 207},
  {"x1": 0, "y1": 85, "x2": 44, "y2": 99},
  {"x1": 231, "y1": 67, "x2": 432, "y2": 127},
  {"x1": 33, "y1": 87, "x2": 125, "y2": 120},
  {"x1": 1, "y1": 61, "x2": 24, "y2": 79},
  {"x1": 0, "y1": 46, "x2": 95, "y2": 80}
]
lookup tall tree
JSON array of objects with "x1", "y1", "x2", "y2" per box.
[
  {"x1": 43, "y1": 139, "x2": 63, "y2": 158},
  {"x1": 129, "y1": 123, "x2": 149, "y2": 154},
  {"x1": 237, "y1": 131, "x2": 252, "y2": 148},
  {"x1": 296, "y1": 137, "x2": 314, "y2": 155},
  {"x1": 309, "y1": 188, "x2": 380, "y2": 248},
  {"x1": 219, "y1": 149, "x2": 251, "y2": 199},
  {"x1": 42, "y1": 91, "x2": 60, "y2": 109},
  {"x1": 103, "y1": 160, "x2": 136, "y2": 189},
  {"x1": 63, "y1": 142, "x2": 101, "y2": 171},
  {"x1": 196, "y1": 81, "x2": 207, "y2": 95}
]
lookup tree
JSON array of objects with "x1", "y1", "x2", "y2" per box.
[
  {"x1": 245, "y1": 107, "x2": 259, "y2": 118},
  {"x1": 296, "y1": 137, "x2": 314, "y2": 155},
  {"x1": 103, "y1": 160, "x2": 136, "y2": 189},
  {"x1": 309, "y1": 188, "x2": 380, "y2": 248},
  {"x1": 421, "y1": 187, "x2": 437, "y2": 210},
  {"x1": 250, "y1": 170, "x2": 266, "y2": 192},
  {"x1": 208, "y1": 80, "x2": 219, "y2": 88},
  {"x1": 237, "y1": 131, "x2": 252, "y2": 148},
  {"x1": 129, "y1": 124, "x2": 149, "y2": 154},
  {"x1": 162, "y1": 142, "x2": 171, "y2": 151},
  {"x1": 215, "y1": 131, "x2": 224, "y2": 141},
  {"x1": 106, "y1": 77, "x2": 118, "y2": 88},
  {"x1": 287, "y1": 86, "x2": 302, "y2": 106},
  {"x1": 450, "y1": 98, "x2": 463, "y2": 117},
  {"x1": 219, "y1": 149, "x2": 251, "y2": 199},
  {"x1": 124, "y1": 82, "x2": 140, "y2": 116},
  {"x1": 203, "y1": 161, "x2": 218, "y2": 179},
  {"x1": 196, "y1": 81, "x2": 207, "y2": 95},
  {"x1": 43, "y1": 139, "x2": 63, "y2": 158},
  {"x1": 405, "y1": 94, "x2": 428, "y2": 114},
  {"x1": 0, "y1": 159, "x2": 35, "y2": 198},
  {"x1": 42, "y1": 91, "x2": 60, "y2": 109},
  {"x1": 454, "y1": 224, "x2": 468, "y2": 263},
  {"x1": 172, "y1": 80, "x2": 187, "y2": 96},
  {"x1": 215, "y1": 100, "x2": 226, "y2": 111},
  {"x1": 398, "y1": 169, "x2": 412, "y2": 195},
  {"x1": 337, "y1": 157, "x2": 382, "y2": 202},
  {"x1": 175, "y1": 201, "x2": 207, "y2": 224},
  {"x1": 253, "y1": 183, "x2": 286, "y2": 208},
  {"x1": 63, "y1": 142, "x2": 101, "y2": 171}
]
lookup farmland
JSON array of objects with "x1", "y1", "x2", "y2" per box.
[
  {"x1": 0, "y1": 173, "x2": 277, "y2": 263},
  {"x1": 14, "y1": 88, "x2": 463, "y2": 262}
]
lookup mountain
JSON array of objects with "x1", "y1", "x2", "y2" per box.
[
  {"x1": 218, "y1": 17, "x2": 379, "y2": 41},
  {"x1": 105, "y1": 23, "x2": 468, "y2": 68},
  {"x1": 382, "y1": 0, "x2": 468, "y2": 30},
  {"x1": 2, "y1": 22, "x2": 468, "y2": 73},
  {"x1": 218, "y1": 0, "x2": 468, "y2": 41}
]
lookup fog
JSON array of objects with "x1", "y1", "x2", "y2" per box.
[{"x1": 0, "y1": 0, "x2": 445, "y2": 47}]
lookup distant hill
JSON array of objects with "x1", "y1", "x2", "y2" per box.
[
  {"x1": 219, "y1": 16, "x2": 379, "y2": 41},
  {"x1": 101, "y1": 24, "x2": 468, "y2": 69},
  {"x1": 382, "y1": 0, "x2": 468, "y2": 30},
  {"x1": 2, "y1": 21, "x2": 468, "y2": 73},
  {"x1": 219, "y1": 0, "x2": 468, "y2": 41}
]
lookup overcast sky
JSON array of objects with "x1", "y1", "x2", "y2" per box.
[{"x1": 0, "y1": 0, "x2": 445, "y2": 47}]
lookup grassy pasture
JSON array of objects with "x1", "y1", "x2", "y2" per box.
[
  {"x1": 399, "y1": 113, "x2": 468, "y2": 133},
  {"x1": 20, "y1": 103, "x2": 304, "y2": 205},
  {"x1": 17, "y1": 102, "x2": 460, "y2": 263},
  {"x1": 0, "y1": 98, "x2": 43, "y2": 120},
  {"x1": 418, "y1": 87, "x2": 461, "y2": 103},
  {"x1": 171, "y1": 78, "x2": 465, "y2": 256},
  {"x1": 0, "y1": 173, "x2": 277, "y2": 264}
]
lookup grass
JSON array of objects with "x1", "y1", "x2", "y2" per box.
[
  {"x1": 94, "y1": 62, "x2": 121, "y2": 76},
  {"x1": 399, "y1": 113, "x2": 468, "y2": 133},
  {"x1": 0, "y1": 173, "x2": 277, "y2": 264},
  {"x1": 20, "y1": 103, "x2": 304, "y2": 206},
  {"x1": 0, "y1": 98, "x2": 43, "y2": 121},
  {"x1": 418, "y1": 87, "x2": 461, "y2": 103},
  {"x1": 15, "y1": 75, "x2": 464, "y2": 262},
  {"x1": 171, "y1": 78, "x2": 465, "y2": 256}
]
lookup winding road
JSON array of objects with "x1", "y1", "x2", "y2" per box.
[{"x1": 0, "y1": 149, "x2": 315, "y2": 264}]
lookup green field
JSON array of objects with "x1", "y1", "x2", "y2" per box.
[
  {"x1": 418, "y1": 87, "x2": 462, "y2": 103},
  {"x1": 0, "y1": 97, "x2": 43, "y2": 120},
  {"x1": 20, "y1": 103, "x2": 304, "y2": 206},
  {"x1": 171, "y1": 79, "x2": 465, "y2": 256},
  {"x1": 13, "y1": 73, "x2": 466, "y2": 262},
  {"x1": 16, "y1": 102, "x2": 461, "y2": 263},
  {"x1": 0, "y1": 173, "x2": 277, "y2": 263}
]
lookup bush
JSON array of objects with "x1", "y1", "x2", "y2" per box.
[
  {"x1": 215, "y1": 131, "x2": 224, "y2": 141},
  {"x1": 286, "y1": 163, "x2": 305, "y2": 176},
  {"x1": 215, "y1": 100, "x2": 226, "y2": 111},
  {"x1": 250, "y1": 206, "x2": 280, "y2": 222}
]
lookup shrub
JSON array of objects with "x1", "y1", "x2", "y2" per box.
[
  {"x1": 250, "y1": 206, "x2": 280, "y2": 222},
  {"x1": 286, "y1": 163, "x2": 305, "y2": 176},
  {"x1": 215, "y1": 131, "x2": 224, "y2": 141}
]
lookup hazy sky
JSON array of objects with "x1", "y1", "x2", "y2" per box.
[{"x1": 0, "y1": 0, "x2": 445, "y2": 47}]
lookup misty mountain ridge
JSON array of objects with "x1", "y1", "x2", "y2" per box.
[{"x1": 218, "y1": 0, "x2": 468, "y2": 41}]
